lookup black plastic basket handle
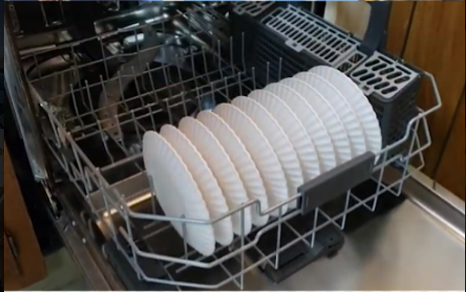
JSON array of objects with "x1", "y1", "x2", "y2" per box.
[{"x1": 360, "y1": 1, "x2": 392, "y2": 54}]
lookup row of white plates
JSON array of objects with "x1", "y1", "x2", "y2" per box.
[{"x1": 143, "y1": 65, "x2": 382, "y2": 256}]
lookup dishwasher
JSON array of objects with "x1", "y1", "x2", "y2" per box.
[{"x1": 4, "y1": 1, "x2": 465, "y2": 290}]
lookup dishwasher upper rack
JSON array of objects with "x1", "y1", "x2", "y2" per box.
[{"x1": 23, "y1": 7, "x2": 441, "y2": 292}]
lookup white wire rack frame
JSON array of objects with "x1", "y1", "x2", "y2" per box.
[{"x1": 24, "y1": 10, "x2": 442, "y2": 291}]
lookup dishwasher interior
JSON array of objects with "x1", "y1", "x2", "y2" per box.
[{"x1": 4, "y1": 1, "x2": 460, "y2": 291}]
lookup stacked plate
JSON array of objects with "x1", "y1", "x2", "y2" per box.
[{"x1": 142, "y1": 65, "x2": 382, "y2": 256}]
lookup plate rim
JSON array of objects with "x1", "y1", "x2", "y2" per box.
[{"x1": 142, "y1": 130, "x2": 216, "y2": 256}]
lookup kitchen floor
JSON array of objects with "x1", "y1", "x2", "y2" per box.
[{"x1": 26, "y1": 248, "x2": 90, "y2": 291}]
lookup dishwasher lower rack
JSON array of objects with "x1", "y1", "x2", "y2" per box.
[{"x1": 24, "y1": 9, "x2": 441, "y2": 292}]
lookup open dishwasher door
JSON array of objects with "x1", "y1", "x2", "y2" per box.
[{"x1": 55, "y1": 166, "x2": 465, "y2": 291}]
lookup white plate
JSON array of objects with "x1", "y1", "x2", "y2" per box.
[
  {"x1": 292, "y1": 73, "x2": 353, "y2": 164},
  {"x1": 248, "y1": 90, "x2": 321, "y2": 184},
  {"x1": 263, "y1": 82, "x2": 338, "y2": 171},
  {"x1": 309, "y1": 66, "x2": 382, "y2": 159},
  {"x1": 142, "y1": 131, "x2": 215, "y2": 256},
  {"x1": 214, "y1": 103, "x2": 288, "y2": 217},
  {"x1": 179, "y1": 117, "x2": 252, "y2": 236},
  {"x1": 232, "y1": 96, "x2": 304, "y2": 209},
  {"x1": 299, "y1": 72, "x2": 367, "y2": 157},
  {"x1": 160, "y1": 125, "x2": 233, "y2": 246},
  {"x1": 197, "y1": 111, "x2": 270, "y2": 227}
]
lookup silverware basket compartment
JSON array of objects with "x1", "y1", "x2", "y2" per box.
[
  {"x1": 13, "y1": 2, "x2": 442, "y2": 290},
  {"x1": 231, "y1": 3, "x2": 423, "y2": 153}
]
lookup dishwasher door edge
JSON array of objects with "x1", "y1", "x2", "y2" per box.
[{"x1": 385, "y1": 166, "x2": 465, "y2": 242}]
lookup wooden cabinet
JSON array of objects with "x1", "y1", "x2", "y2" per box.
[
  {"x1": 435, "y1": 95, "x2": 465, "y2": 201},
  {"x1": 401, "y1": 2, "x2": 465, "y2": 199},
  {"x1": 402, "y1": 1, "x2": 465, "y2": 179},
  {"x1": 3, "y1": 143, "x2": 47, "y2": 290},
  {"x1": 385, "y1": 2, "x2": 465, "y2": 199}
]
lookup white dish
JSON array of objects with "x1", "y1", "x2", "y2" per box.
[
  {"x1": 248, "y1": 89, "x2": 321, "y2": 185},
  {"x1": 179, "y1": 117, "x2": 252, "y2": 236},
  {"x1": 214, "y1": 103, "x2": 289, "y2": 217},
  {"x1": 292, "y1": 73, "x2": 353, "y2": 164},
  {"x1": 299, "y1": 72, "x2": 367, "y2": 157},
  {"x1": 263, "y1": 82, "x2": 338, "y2": 171},
  {"x1": 232, "y1": 96, "x2": 303, "y2": 209},
  {"x1": 142, "y1": 131, "x2": 215, "y2": 256},
  {"x1": 309, "y1": 66, "x2": 382, "y2": 159},
  {"x1": 160, "y1": 125, "x2": 233, "y2": 246},
  {"x1": 197, "y1": 111, "x2": 269, "y2": 227}
]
